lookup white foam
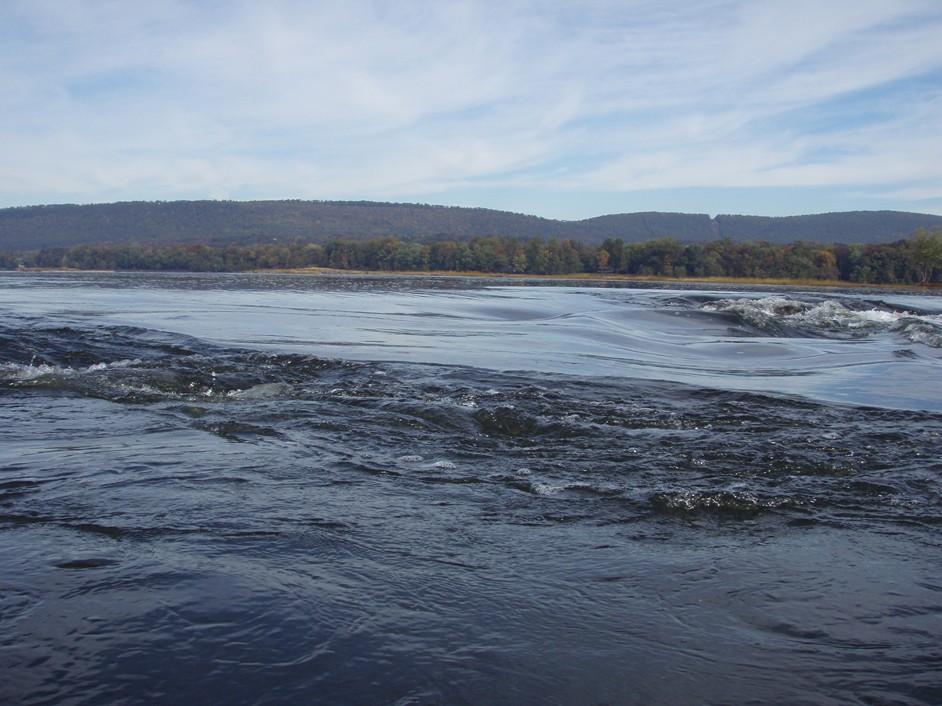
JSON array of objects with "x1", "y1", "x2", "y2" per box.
[
  {"x1": 1, "y1": 361, "x2": 61, "y2": 380},
  {"x1": 1, "y1": 357, "x2": 143, "y2": 381},
  {"x1": 703, "y1": 297, "x2": 942, "y2": 346},
  {"x1": 428, "y1": 460, "x2": 456, "y2": 469}
]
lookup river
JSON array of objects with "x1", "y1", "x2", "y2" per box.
[{"x1": 1, "y1": 272, "x2": 941, "y2": 705}]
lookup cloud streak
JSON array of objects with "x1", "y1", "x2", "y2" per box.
[{"x1": 1, "y1": 0, "x2": 940, "y2": 218}]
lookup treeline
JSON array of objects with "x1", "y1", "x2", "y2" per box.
[{"x1": 4, "y1": 229, "x2": 941, "y2": 284}]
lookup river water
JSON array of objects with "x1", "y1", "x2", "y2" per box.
[{"x1": 1, "y1": 272, "x2": 941, "y2": 705}]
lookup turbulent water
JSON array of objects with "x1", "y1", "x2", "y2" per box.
[{"x1": 1, "y1": 271, "x2": 941, "y2": 706}]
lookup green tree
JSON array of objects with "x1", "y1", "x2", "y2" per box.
[{"x1": 911, "y1": 227, "x2": 942, "y2": 283}]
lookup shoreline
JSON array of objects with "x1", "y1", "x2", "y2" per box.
[
  {"x1": 257, "y1": 267, "x2": 941, "y2": 293},
  {"x1": 8, "y1": 265, "x2": 940, "y2": 293}
]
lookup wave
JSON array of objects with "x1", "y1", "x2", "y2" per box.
[
  {"x1": 699, "y1": 295, "x2": 942, "y2": 346},
  {"x1": 2, "y1": 310, "x2": 941, "y2": 531},
  {"x1": 649, "y1": 489, "x2": 812, "y2": 518},
  {"x1": 0, "y1": 321, "x2": 346, "y2": 404}
]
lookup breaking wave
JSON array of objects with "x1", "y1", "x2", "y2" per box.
[{"x1": 700, "y1": 295, "x2": 942, "y2": 346}]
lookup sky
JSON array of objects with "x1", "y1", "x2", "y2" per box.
[{"x1": 1, "y1": 0, "x2": 941, "y2": 221}]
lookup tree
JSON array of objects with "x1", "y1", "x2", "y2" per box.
[
  {"x1": 429, "y1": 241, "x2": 458, "y2": 270},
  {"x1": 911, "y1": 227, "x2": 942, "y2": 284},
  {"x1": 596, "y1": 248, "x2": 610, "y2": 272},
  {"x1": 511, "y1": 252, "x2": 528, "y2": 273}
]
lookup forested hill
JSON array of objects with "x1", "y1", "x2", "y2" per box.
[{"x1": 2, "y1": 200, "x2": 941, "y2": 251}]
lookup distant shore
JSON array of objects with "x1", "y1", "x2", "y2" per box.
[
  {"x1": 253, "y1": 266, "x2": 941, "y2": 293},
  {"x1": 8, "y1": 266, "x2": 940, "y2": 293}
]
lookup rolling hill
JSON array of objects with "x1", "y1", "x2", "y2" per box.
[{"x1": 1, "y1": 200, "x2": 940, "y2": 251}]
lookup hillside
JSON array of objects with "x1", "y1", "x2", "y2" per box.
[
  {"x1": 1, "y1": 200, "x2": 940, "y2": 251},
  {"x1": 713, "y1": 211, "x2": 942, "y2": 244}
]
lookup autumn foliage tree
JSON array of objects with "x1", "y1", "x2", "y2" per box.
[{"x1": 4, "y1": 229, "x2": 940, "y2": 285}]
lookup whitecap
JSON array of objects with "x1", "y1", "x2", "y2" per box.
[
  {"x1": 1, "y1": 362, "x2": 62, "y2": 380},
  {"x1": 703, "y1": 296, "x2": 942, "y2": 345},
  {"x1": 531, "y1": 483, "x2": 564, "y2": 496}
]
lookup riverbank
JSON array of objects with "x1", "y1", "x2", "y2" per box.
[
  {"x1": 8, "y1": 265, "x2": 940, "y2": 294},
  {"x1": 254, "y1": 266, "x2": 941, "y2": 293}
]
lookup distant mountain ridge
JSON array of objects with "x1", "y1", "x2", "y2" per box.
[{"x1": 1, "y1": 200, "x2": 940, "y2": 251}]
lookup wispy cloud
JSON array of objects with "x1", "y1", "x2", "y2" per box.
[{"x1": 1, "y1": 0, "x2": 940, "y2": 217}]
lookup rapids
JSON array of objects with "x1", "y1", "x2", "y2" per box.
[{"x1": 1, "y1": 272, "x2": 940, "y2": 705}]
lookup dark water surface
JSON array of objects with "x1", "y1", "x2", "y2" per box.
[{"x1": 1, "y1": 272, "x2": 941, "y2": 705}]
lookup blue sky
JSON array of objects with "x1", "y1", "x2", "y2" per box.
[{"x1": 1, "y1": 0, "x2": 940, "y2": 220}]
